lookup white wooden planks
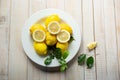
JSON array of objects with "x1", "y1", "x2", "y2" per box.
[
  {"x1": 8, "y1": 0, "x2": 29, "y2": 80},
  {"x1": 0, "y1": 0, "x2": 120, "y2": 80},
  {"x1": 115, "y1": 0, "x2": 120, "y2": 79},
  {"x1": 82, "y1": 0, "x2": 96, "y2": 80},
  {"x1": 0, "y1": 0, "x2": 10, "y2": 80},
  {"x1": 103, "y1": 0, "x2": 119, "y2": 80},
  {"x1": 93, "y1": 0, "x2": 107, "y2": 80}
]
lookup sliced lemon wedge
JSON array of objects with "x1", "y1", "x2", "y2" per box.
[
  {"x1": 87, "y1": 42, "x2": 97, "y2": 50},
  {"x1": 57, "y1": 30, "x2": 70, "y2": 43},
  {"x1": 47, "y1": 21, "x2": 61, "y2": 35},
  {"x1": 32, "y1": 29, "x2": 46, "y2": 42}
]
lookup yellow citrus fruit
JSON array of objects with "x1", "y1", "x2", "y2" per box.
[
  {"x1": 47, "y1": 21, "x2": 61, "y2": 35},
  {"x1": 60, "y1": 23, "x2": 73, "y2": 34},
  {"x1": 32, "y1": 29, "x2": 46, "y2": 42},
  {"x1": 87, "y1": 42, "x2": 97, "y2": 50},
  {"x1": 45, "y1": 14, "x2": 60, "y2": 27},
  {"x1": 30, "y1": 24, "x2": 46, "y2": 34},
  {"x1": 45, "y1": 32, "x2": 57, "y2": 46},
  {"x1": 56, "y1": 42, "x2": 68, "y2": 53},
  {"x1": 57, "y1": 30, "x2": 70, "y2": 43},
  {"x1": 33, "y1": 42, "x2": 47, "y2": 55}
]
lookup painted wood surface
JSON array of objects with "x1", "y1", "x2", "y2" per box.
[{"x1": 0, "y1": 0, "x2": 120, "y2": 80}]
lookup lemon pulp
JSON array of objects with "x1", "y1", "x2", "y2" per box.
[
  {"x1": 47, "y1": 21, "x2": 61, "y2": 35},
  {"x1": 32, "y1": 30, "x2": 46, "y2": 42},
  {"x1": 57, "y1": 30, "x2": 70, "y2": 43}
]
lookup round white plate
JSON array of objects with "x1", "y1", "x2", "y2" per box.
[{"x1": 21, "y1": 9, "x2": 81, "y2": 67}]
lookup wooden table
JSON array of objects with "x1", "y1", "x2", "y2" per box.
[{"x1": 0, "y1": 0, "x2": 120, "y2": 80}]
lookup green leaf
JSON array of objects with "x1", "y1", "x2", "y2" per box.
[
  {"x1": 87, "y1": 56, "x2": 94, "y2": 68},
  {"x1": 54, "y1": 48, "x2": 62, "y2": 59},
  {"x1": 44, "y1": 57, "x2": 52, "y2": 65},
  {"x1": 59, "y1": 58, "x2": 68, "y2": 72},
  {"x1": 68, "y1": 36, "x2": 75, "y2": 43},
  {"x1": 78, "y1": 54, "x2": 86, "y2": 65},
  {"x1": 62, "y1": 50, "x2": 69, "y2": 59},
  {"x1": 60, "y1": 64, "x2": 68, "y2": 72},
  {"x1": 59, "y1": 58, "x2": 66, "y2": 65}
]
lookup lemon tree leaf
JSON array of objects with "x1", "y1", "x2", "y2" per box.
[
  {"x1": 62, "y1": 50, "x2": 69, "y2": 59},
  {"x1": 78, "y1": 54, "x2": 86, "y2": 65},
  {"x1": 54, "y1": 48, "x2": 62, "y2": 59},
  {"x1": 44, "y1": 57, "x2": 52, "y2": 65},
  {"x1": 87, "y1": 56, "x2": 94, "y2": 68}
]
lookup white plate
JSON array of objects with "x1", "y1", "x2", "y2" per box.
[{"x1": 21, "y1": 9, "x2": 81, "y2": 67}]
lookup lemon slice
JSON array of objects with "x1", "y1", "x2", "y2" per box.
[
  {"x1": 32, "y1": 30, "x2": 46, "y2": 42},
  {"x1": 47, "y1": 21, "x2": 61, "y2": 35},
  {"x1": 57, "y1": 30, "x2": 70, "y2": 43}
]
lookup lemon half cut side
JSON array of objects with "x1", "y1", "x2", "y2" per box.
[
  {"x1": 57, "y1": 30, "x2": 70, "y2": 43},
  {"x1": 47, "y1": 21, "x2": 61, "y2": 35},
  {"x1": 32, "y1": 29, "x2": 46, "y2": 42}
]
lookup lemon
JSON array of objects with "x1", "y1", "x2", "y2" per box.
[
  {"x1": 30, "y1": 24, "x2": 46, "y2": 34},
  {"x1": 60, "y1": 23, "x2": 73, "y2": 34},
  {"x1": 45, "y1": 14, "x2": 60, "y2": 27},
  {"x1": 87, "y1": 42, "x2": 97, "y2": 50},
  {"x1": 56, "y1": 42, "x2": 68, "y2": 53},
  {"x1": 57, "y1": 30, "x2": 70, "y2": 43},
  {"x1": 34, "y1": 42, "x2": 47, "y2": 55},
  {"x1": 32, "y1": 30, "x2": 46, "y2": 42},
  {"x1": 45, "y1": 32, "x2": 57, "y2": 46},
  {"x1": 47, "y1": 21, "x2": 61, "y2": 35}
]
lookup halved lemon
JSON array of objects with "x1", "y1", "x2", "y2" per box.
[
  {"x1": 32, "y1": 29, "x2": 46, "y2": 42},
  {"x1": 47, "y1": 21, "x2": 61, "y2": 35},
  {"x1": 57, "y1": 30, "x2": 70, "y2": 43}
]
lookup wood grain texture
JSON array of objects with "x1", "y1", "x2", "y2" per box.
[
  {"x1": 0, "y1": 27, "x2": 9, "y2": 80},
  {"x1": 8, "y1": 0, "x2": 28, "y2": 80},
  {"x1": 82, "y1": 0, "x2": 96, "y2": 80},
  {"x1": 115, "y1": 0, "x2": 120, "y2": 79},
  {"x1": 0, "y1": 0, "x2": 10, "y2": 80},
  {"x1": 93, "y1": 0, "x2": 107, "y2": 80},
  {"x1": 0, "y1": 0, "x2": 120, "y2": 80},
  {"x1": 104, "y1": 0, "x2": 119, "y2": 80}
]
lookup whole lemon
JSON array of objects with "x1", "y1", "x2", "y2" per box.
[
  {"x1": 60, "y1": 23, "x2": 73, "y2": 34},
  {"x1": 30, "y1": 24, "x2": 46, "y2": 34},
  {"x1": 33, "y1": 42, "x2": 47, "y2": 55},
  {"x1": 45, "y1": 32, "x2": 57, "y2": 46},
  {"x1": 56, "y1": 42, "x2": 68, "y2": 53},
  {"x1": 45, "y1": 14, "x2": 60, "y2": 27}
]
